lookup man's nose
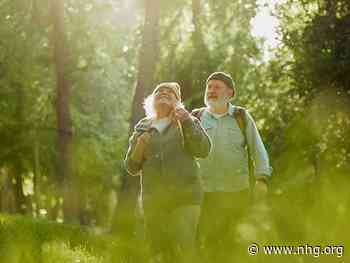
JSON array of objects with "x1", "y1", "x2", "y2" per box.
[
  {"x1": 207, "y1": 86, "x2": 216, "y2": 92},
  {"x1": 207, "y1": 88, "x2": 215, "y2": 94}
]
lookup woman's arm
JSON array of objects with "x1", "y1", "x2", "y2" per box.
[
  {"x1": 181, "y1": 116, "x2": 211, "y2": 158},
  {"x1": 124, "y1": 130, "x2": 142, "y2": 176},
  {"x1": 124, "y1": 130, "x2": 151, "y2": 176}
]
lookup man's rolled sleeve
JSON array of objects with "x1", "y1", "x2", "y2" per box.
[{"x1": 245, "y1": 111, "x2": 273, "y2": 179}]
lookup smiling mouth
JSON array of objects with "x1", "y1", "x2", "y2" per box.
[{"x1": 157, "y1": 95, "x2": 170, "y2": 99}]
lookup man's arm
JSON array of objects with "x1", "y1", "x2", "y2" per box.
[{"x1": 244, "y1": 111, "x2": 273, "y2": 180}]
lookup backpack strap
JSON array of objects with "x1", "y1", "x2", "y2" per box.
[
  {"x1": 233, "y1": 106, "x2": 247, "y2": 137},
  {"x1": 191, "y1": 107, "x2": 206, "y2": 121},
  {"x1": 233, "y1": 106, "x2": 255, "y2": 189}
]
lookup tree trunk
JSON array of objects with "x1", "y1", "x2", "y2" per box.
[
  {"x1": 13, "y1": 166, "x2": 27, "y2": 214},
  {"x1": 112, "y1": 0, "x2": 160, "y2": 235},
  {"x1": 13, "y1": 85, "x2": 27, "y2": 214},
  {"x1": 129, "y1": 0, "x2": 161, "y2": 129},
  {"x1": 183, "y1": 0, "x2": 210, "y2": 108},
  {"x1": 0, "y1": 168, "x2": 17, "y2": 213},
  {"x1": 33, "y1": 138, "x2": 41, "y2": 216},
  {"x1": 50, "y1": 0, "x2": 78, "y2": 223}
]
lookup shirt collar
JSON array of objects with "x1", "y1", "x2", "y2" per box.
[
  {"x1": 227, "y1": 103, "x2": 235, "y2": 116},
  {"x1": 206, "y1": 103, "x2": 235, "y2": 118},
  {"x1": 151, "y1": 117, "x2": 171, "y2": 133}
]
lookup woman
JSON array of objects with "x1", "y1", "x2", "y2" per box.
[{"x1": 125, "y1": 82, "x2": 211, "y2": 262}]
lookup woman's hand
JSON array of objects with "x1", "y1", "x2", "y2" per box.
[
  {"x1": 173, "y1": 107, "x2": 191, "y2": 122},
  {"x1": 130, "y1": 132, "x2": 151, "y2": 163},
  {"x1": 136, "y1": 131, "x2": 152, "y2": 147}
]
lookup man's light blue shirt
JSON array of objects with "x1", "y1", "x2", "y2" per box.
[{"x1": 198, "y1": 104, "x2": 272, "y2": 192}]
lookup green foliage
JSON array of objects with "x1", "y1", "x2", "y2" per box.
[
  {"x1": 277, "y1": 0, "x2": 350, "y2": 97},
  {"x1": 0, "y1": 0, "x2": 136, "y2": 221},
  {"x1": 268, "y1": 0, "x2": 350, "y2": 180},
  {"x1": 155, "y1": 0, "x2": 262, "y2": 109},
  {"x1": 0, "y1": 0, "x2": 349, "y2": 257},
  {"x1": 0, "y1": 213, "x2": 113, "y2": 262},
  {"x1": 42, "y1": 242, "x2": 103, "y2": 263}
]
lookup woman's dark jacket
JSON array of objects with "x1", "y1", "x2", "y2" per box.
[{"x1": 125, "y1": 116, "x2": 211, "y2": 208}]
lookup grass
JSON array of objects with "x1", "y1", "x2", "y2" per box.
[
  {"x1": 1, "y1": 170, "x2": 350, "y2": 263},
  {"x1": 0, "y1": 213, "x2": 116, "y2": 263}
]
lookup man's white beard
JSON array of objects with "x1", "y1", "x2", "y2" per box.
[{"x1": 205, "y1": 94, "x2": 231, "y2": 109}]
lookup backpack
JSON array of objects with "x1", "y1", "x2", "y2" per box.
[{"x1": 191, "y1": 106, "x2": 255, "y2": 188}]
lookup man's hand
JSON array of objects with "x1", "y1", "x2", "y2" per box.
[
  {"x1": 173, "y1": 107, "x2": 191, "y2": 122},
  {"x1": 254, "y1": 180, "x2": 268, "y2": 201}
]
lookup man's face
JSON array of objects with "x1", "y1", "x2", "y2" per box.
[
  {"x1": 205, "y1": 79, "x2": 233, "y2": 107},
  {"x1": 154, "y1": 87, "x2": 177, "y2": 109}
]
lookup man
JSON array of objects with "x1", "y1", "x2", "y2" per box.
[
  {"x1": 125, "y1": 82, "x2": 211, "y2": 262},
  {"x1": 192, "y1": 72, "x2": 272, "y2": 262}
]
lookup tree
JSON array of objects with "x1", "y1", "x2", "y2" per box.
[
  {"x1": 112, "y1": 0, "x2": 161, "y2": 237},
  {"x1": 50, "y1": 0, "x2": 77, "y2": 222},
  {"x1": 129, "y1": 0, "x2": 161, "y2": 128},
  {"x1": 157, "y1": 0, "x2": 262, "y2": 109},
  {"x1": 274, "y1": 0, "x2": 350, "y2": 173}
]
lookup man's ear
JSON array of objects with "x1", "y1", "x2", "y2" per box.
[{"x1": 228, "y1": 88, "x2": 234, "y2": 98}]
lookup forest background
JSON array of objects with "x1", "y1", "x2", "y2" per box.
[{"x1": 0, "y1": 0, "x2": 349, "y2": 262}]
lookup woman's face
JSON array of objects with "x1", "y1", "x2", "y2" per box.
[{"x1": 154, "y1": 87, "x2": 177, "y2": 111}]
